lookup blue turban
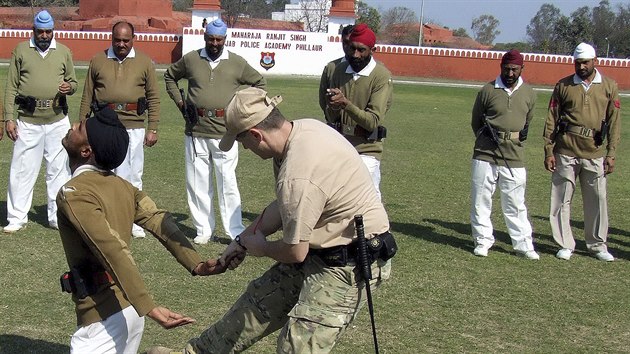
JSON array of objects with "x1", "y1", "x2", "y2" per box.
[
  {"x1": 86, "y1": 107, "x2": 129, "y2": 170},
  {"x1": 34, "y1": 10, "x2": 54, "y2": 29},
  {"x1": 205, "y1": 19, "x2": 227, "y2": 36}
]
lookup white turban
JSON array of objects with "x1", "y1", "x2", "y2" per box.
[{"x1": 573, "y1": 43, "x2": 596, "y2": 60}]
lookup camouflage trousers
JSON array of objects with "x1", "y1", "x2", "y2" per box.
[{"x1": 184, "y1": 255, "x2": 391, "y2": 354}]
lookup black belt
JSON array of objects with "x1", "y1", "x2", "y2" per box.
[{"x1": 309, "y1": 231, "x2": 397, "y2": 267}]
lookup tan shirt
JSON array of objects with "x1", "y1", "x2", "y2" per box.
[{"x1": 274, "y1": 119, "x2": 389, "y2": 249}]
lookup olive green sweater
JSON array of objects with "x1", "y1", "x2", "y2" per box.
[
  {"x1": 471, "y1": 79, "x2": 536, "y2": 168},
  {"x1": 543, "y1": 71, "x2": 621, "y2": 159},
  {"x1": 4, "y1": 39, "x2": 77, "y2": 123},
  {"x1": 164, "y1": 49, "x2": 266, "y2": 138},
  {"x1": 79, "y1": 48, "x2": 160, "y2": 130},
  {"x1": 323, "y1": 59, "x2": 393, "y2": 160}
]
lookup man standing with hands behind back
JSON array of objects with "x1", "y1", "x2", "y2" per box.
[
  {"x1": 164, "y1": 19, "x2": 266, "y2": 245},
  {"x1": 79, "y1": 21, "x2": 160, "y2": 239},
  {"x1": 543, "y1": 42, "x2": 621, "y2": 262},
  {"x1": 3, "y1": 9, "x2": 76, "y2": 233},
  {"x1": 470, "y1": 49, "x2": 539, "y2": 260}
]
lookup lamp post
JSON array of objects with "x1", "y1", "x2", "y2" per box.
[
  {"x1": 605, "y1": 37, "x2": 610, "y2": 58},
  {"x1": 418, "y1": 0, "x2": 424, "y2": 47}
]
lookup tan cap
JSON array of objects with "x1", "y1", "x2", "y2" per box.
[{"x1": 219, "y1": 87, "x2": 283, "y2": 151}]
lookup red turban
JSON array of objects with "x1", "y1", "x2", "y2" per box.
[
  {"x1": 349, "y1": 23, "x2": 376, "y2": 48},
  {"x1": 501, "y1": 49, "x2": 524, "y2": 66}
]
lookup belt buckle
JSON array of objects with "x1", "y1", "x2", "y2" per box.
[
  {"x1": 44, "y1": 99, "x2": 52, "y2": 108},
  {"x1": 207, "y1": 110, "x2": 214, "y2": 118},
  {"x1": 116, "y1": 103, "x2": 124, "y2": 111},
  {"x1": 343, "y1": 125, "x2": 353, "y2": 135},
  {"x1": 580, "y1": 127, "x2": 590, "y2": 136}
]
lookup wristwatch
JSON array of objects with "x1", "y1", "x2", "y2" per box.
[{"x1": 235, "y1": 235, "x2": 247, "y2": 250}]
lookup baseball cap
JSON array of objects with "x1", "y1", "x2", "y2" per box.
[{"x1": 219, "y1": 87, "x2": 283, "y2": 151}]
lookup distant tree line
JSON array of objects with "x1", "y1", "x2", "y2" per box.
[{"x1": 524, "y1": 0, "x2": 628, "y2": 58}]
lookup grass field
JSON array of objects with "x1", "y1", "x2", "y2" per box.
[{"x1": 1, "y1": 66, "x2": 630, "y2": 354}]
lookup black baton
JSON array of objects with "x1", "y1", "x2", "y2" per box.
[{"x1": 355, "y1": 214, "x2": 379, "y2": 354}]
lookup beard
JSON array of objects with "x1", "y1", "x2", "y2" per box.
[
  {"x1": 349, "y1": 55, "x2": 371, "y2": 73},
  {"x1": 35, "y1": 38, "x2": 51, "y2": 51}
]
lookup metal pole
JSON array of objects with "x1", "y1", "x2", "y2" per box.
[
  {"x1": 418, "y1": 0, "x2": 425, "y2": 47},
  {"x1": 605, "y1": 37, "x2": 610, "y2": 58}
]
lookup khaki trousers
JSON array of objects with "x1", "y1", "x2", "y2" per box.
[{"x1": 550, "y1": 154, "x2": 608, "y2": 252}]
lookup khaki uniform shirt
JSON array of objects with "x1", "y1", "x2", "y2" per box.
[
  {"x1": 543, "y1": 69, "x2": 621, "y2": 159},
  {"x1": 274, "y1": 119, "x2": 389, "y2": 249},
  {"x1": 57, "y1": 166, "x2": 202, "y2": 327}
]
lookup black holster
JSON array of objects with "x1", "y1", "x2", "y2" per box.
[
  {"x1": 15, "y1": 95, "x2": 36, "y2": 114},
  {"x1": 368, "y1": 126, "x2": 387, "y2": 142},
  {"x1": 310, "y1": 232, "x2": 397, "y2": 267},
  {"x1": 60, "y1": 267, "x2": 92, "y2": 299},
  {"x1": 594, "y1": 120, "x2": 609, "y2": 146},
  {"x1": 59, "y1": 95, "x2": 68, "y2": 115},
  {"x1": 185, "y1": 102, "x2": 199, "y2": 126},
  {"x1": 137, "y1": 97, "x2": 148, "y2": 115}
]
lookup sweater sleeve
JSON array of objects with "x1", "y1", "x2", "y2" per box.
[
  {"x1": 3, "y1": 48, "x2": 21, "y2": 121},
  {"x1": 79, "y1": 59, "x2": 96, "y2": 120},
  {"x1": 63, "y1": 47, "x2": 78, "y2": 96},
  {"x1": 164, "y1": 56, "x2": 187, "y2": 104},
  {"x1": 144, "y1": 59, "x2": 161, "y2": 131},
  {"x1": 239, "y1": 61, "x2": 266, "y2": 89},
  {"x1": 543, "y1": 83, "x2": 561, "y2": 158},
  {"x1": 471, "y1": 89, "x2": 486, "y2": 135},
  {"x1": 605, "y1": 79, "x2": 621, "y2": 158}
]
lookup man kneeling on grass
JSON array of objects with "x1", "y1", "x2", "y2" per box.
[{"x1": 57, "y1": 107, "x2": 236, "y2": 353}]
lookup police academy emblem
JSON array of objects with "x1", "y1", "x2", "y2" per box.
[{"x1": 260, "y1": 52, "x2": 275, "y2": 70}]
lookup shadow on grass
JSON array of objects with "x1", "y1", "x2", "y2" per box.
[
  {"x1": 0, "y1": 335, "x2": 69, "y2": 353},
  {"x1": 0, "y1": 200, "x2": 5, "y2": 225},
  {"x1": 532, "y1": 214, "x2": 630, "y2": 260}
]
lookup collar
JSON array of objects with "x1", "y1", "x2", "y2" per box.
[
  {"x1": 573, "y1": 68, "x2": 602, "y2": 85},
  {"x1": 29, "y1": 37, "x2": 57, "y2": 52},
  {"x1": 107, "y1": 46, "x2": 136, "y2": 62},
  {"x1": 494, "y1": 75, "x2": 523, "y2": 93},
  {"x1": 345, "y1": 56, "x2": 376, "y2": 77},
  {"x1": 200, "y1": 48, "x2": 229, "y2": 63},
  {"x1": 72, "y1": 164, "x2": 108, "y2": 178}
]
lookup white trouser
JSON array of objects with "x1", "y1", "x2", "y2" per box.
[
  {"x1": 113, "y1": 128, "x2": 145, "y2": 234},
  {"x1": 470, "y1": 159, "x2": 534, "y2": 253},
  {"x1": 70, "y1": 305, "x2": 144, "y2": 354},
  {"x1": 6, "y1": 117, "x2": 71, "y2": 226},
  {"x1": 361, "y1": 154, "x2": 382, "y2": 201},
  {"x1": 185, "y1": 136, "x2": 245, "y2": 239},
  {"x1": 550, "y1": 154, "x2": 608, "y2": 252}
]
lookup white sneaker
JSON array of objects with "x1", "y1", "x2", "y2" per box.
[
  {"x1": 193, "y1": 236, "x2": 211, "y2": 245},
  {"x1": 556, "y1": 248, "x2": 572, "y2": 260},
  {"x1": 132, "y1": 229, "x2": 146, "y2": 238},
  {"x1": 3, "y1": 223, "x2": 25, "y2": 233},
  {"x1": 595, "y1": 251, "x2": 614, "y2": 262},
  {"x1": 473, "y1": 246, "x2": 489, "y2": 257},
  {"x1": 518, "y1": 250, "x2": 540, "y2": 260}
]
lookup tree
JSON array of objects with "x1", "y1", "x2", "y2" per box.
[
  {"x1": 592, "y1": 0, "x2": 615, "y2": 57},
  {"x1": 471, "y1": 14, "x2": 500, "y2": 45},
  {"x1": 379, "y1": 6, "x2": 419, "y2": 45},
  {"x1": 610, "y1": 3, "x2": 630, "y2": 58},
  {"x1": 0, "y1": 0, "x2": 78, "y2": 5},
  {"x1": 526, "y1": 3, "x2": 562, "y2": 53},
  {"x1": 493, "y1": 42, "x2": 532, "y2": 53},
  {"x1": 297, "y1": 0, "x2": 329, "y2": 32},
  {"x1": 172, "y1": 0, "x2": 193, "y2": 11},
  {"x1": 452, "y1": 27, "x2": 470, "y2": 38},
  {"x1": 380, "y1": 6, "x2": 417, "y2": 30},
  {"x1": 356, "y1": 0, "x2": 380, "y2": 34}
]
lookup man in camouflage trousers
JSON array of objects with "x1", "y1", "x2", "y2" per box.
[{"x1": 148, "y1": 88, "x2": 395, "y2": 353}]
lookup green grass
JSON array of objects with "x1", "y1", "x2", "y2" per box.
[{"x1": 1, "y1": 68, "x2": 630, "y2": 353}]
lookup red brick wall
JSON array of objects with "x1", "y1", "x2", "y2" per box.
[
  {"x1": 374, "y1": 45, "x2": 630, "y2": 89},
  {"x1": 0, "y1": 30, "x2": 181, "y2": 63}
]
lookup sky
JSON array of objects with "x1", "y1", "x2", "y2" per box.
[{"x1": 360, "y1": 0, "x2": 626, "y2": 43}]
